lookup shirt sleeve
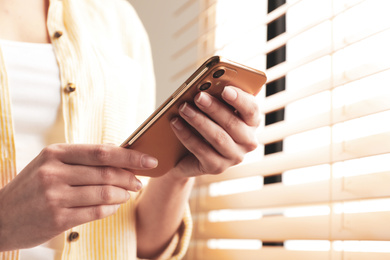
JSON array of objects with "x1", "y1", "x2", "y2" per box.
[{"x1": 139, "y1": 204, "x2": 192, "y2": 260}]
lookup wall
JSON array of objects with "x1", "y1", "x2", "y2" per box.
[{"x1": 128, "y1": 0, "x2": 201, "y2": 107}]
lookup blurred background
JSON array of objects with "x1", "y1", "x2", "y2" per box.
[{"x1": 129, "y1": 0, "x2": 390, "y2": 259}]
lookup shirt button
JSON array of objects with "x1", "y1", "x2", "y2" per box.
[
  {"x1": 53, "y1": 31, "x2": 63, "y2": 38},
  {"x1": 68, "y1": 232, "x2": 79, "y2": 242},
  {"x1": 65, "y1": 83, "x2": 76, "y2": 93}
]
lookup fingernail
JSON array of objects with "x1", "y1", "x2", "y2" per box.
[
  {"x1": 114, "y1": 204, "x2": 121, "y2": 211},
  {"x1": 125, "y1": 191, "x2": 130, "y2": 200},
  {"x1": 196, "y1": 92, "x2": 212, "y2": 107},
  {"x1": 136, "y1": 180, "x2": 143, "y2": 191},
  {"x1": 171, "y1": 117, "x2": 184, "y2": 130},
  {"x1": 180, "y1": 103, "x2": 196, "y2": 118},
  {"x1": 141, "y1": 155, "x2": 158, "y2": 168},
  {"x1": 222, "y1": 87, "x2": 237, "y2": 101}
]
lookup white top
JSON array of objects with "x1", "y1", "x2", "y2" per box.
[
  {"x1": 1, "y1": 39, "x2": 64, "y2": 171},
  {"x1": 0, "y1": 39, "x2": 64, "y2": 260}
]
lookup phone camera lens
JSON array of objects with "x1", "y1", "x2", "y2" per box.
[
  {"x1": 213, "y1": 69, "x2": 225, "y2": 78},
  {"x1": 199, "y1": 82, "x2": 211, "y2": 91}
]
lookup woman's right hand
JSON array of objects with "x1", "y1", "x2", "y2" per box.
[{"x1": 0, "y1": 143, "x2": 157, "y2": 251}]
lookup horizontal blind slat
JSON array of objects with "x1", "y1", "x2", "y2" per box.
[
  {"x1": 266, "y1": 23, "x2": 390, "y2": 83},
  {"x1": 173, "y1": 0, "x2": 197, "y2": 17},
  {"x1": 186, "y1": 247, "x2": 390, "y2": 260},
  {"x1": 194, "y1": 212, "x2": 390, "y2": 240},
  {"x1": 191, "y1": 171, "x2": 390, "y2": 211},
  {"x1": 196, "y1": 132, "x2": 390, "y2": 184},
  {"x1": 259, "y1": 94, "x2": 390, "y2": 144},
  {"x1": 264, "y1": 0, "x2": 367, "y2": 54},
  {"x1": 262, "y1": 68, "x2": 390, "y2": 114},
  {"x1": 205, "y1": 0, "x2": 366, "y2": 58},
  {"x1": 187, "y1": 247, "x2": 330, "y2": 260}
]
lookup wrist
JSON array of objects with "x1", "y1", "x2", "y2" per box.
[{"x1": 165, "y1": 167, "x2": 195, "y2": 186}]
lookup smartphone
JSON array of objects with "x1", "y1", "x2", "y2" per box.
[{"x1": 120, "y1": 56, "x2": 267, "y2": 177}]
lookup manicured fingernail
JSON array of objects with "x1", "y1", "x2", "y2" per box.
[
  {"x1": 180, "y1": 103, "x2": 196, "y2": 118},
  {"x1": 171, "y1": 117, "x2": 184, "y2": 130},
  {"x1": 196, "y1": 92, "x2": 212, "y2": 107},
  {"x1": 141, "y1": 155, "x2": 158, "y2": 168},
  {"x1": 222, "y1": 86, "x2": 237, "y2": 101}
]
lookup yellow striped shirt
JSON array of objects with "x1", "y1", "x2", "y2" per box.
[{"x1": 0, "y1": 0, "x2": 192, "y2": 259}]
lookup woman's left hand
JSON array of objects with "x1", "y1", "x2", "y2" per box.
[
  {"x1": 170, "y1": 86, "x2": 260, "y2": 178},
  {"x1": 137, "y1": 86, "x2": 260, "y2": 257}
]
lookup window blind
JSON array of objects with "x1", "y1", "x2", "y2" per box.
[{"x1": 184, "y1": 0, "x2": 390, "y2": 259}]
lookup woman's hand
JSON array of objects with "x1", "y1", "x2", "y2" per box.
[
  {"x1": 136, "y1": 86, "x2": 260, "y2": 258},
  {"x1": 0, "y1": 144, "x2": 157, "y2": 251},
  {"x1": 170, "y1": 86, "x2": 260, "y2": 178}
]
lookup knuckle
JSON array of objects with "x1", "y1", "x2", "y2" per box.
[
  {"x1": 232, "y1": 154, "x2": 244, "y2": 165},
  {"x1": 247, "y1": 106, "x2": 257, "y2": 119},
  {"x1": 248, "y1": 140, "x2": 259, "y2": 152},
  {"x1": 40, "y1": 144, "x2": 62, "y2": 160},
  {"x1": 248, "y1": 104, "x2": 261, "y2": 126},
  {"x1": 192, "y1": 142, "x2": 210, "y2": 157},
  {"x1": 245, "y1": 137, "x2": 259, "y2": 152},
  {"x1": 209, "y1": 164, "x2": 226, "y2": 175},
  {"x1": 43, "y1": 189, "x2": 61, "y2": 209},
  {"x1": 99, "y1": 186, "x2": 114, "y2": 203},
  {"x1": 90, "y1": 205, "x2": 115, "y2": 220},
  {"x1": 93, "y1": 145, "x2": 112, "y2": 163},
  {"x1": 180, "y1": 130, "x2": 193, "y2": 142},
  {"x1": 214, "y1": 131, "x2": 230, "y2": 147},
  {"x1": 127, "y1": 174, "x2": 138, "y2": 189},
  {"x1": 51, "y1": 210, "x2": 66, "y2": 230},
  {"x1": 36, "y1": 166, "x2": 57, "y2": 188},
  {"x1": 126, "y1": 152, "x2": 142, "y2": 168},
  {"x1": 201, "y1": 160, "x2": 226, "y2": 175},
  {"x1": 225, "y1": 116, "x2": 241, "y2": 132},
  {"x1": 91, "y1": 206, "x2": 106, "y2": 220},
  {"x1": 44, "y1": 195, "x2": 67, "y2": 230},
  {"x1": 99, "y1": 167, "x2": 114, "y2": 183}
]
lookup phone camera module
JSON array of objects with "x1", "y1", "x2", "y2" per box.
[
  {"x1": 199, "y1": 82, "x2": 211, "y2": 91},
  {"x1": 213, "y1": 69, "x2": 225, "y2": 78}
]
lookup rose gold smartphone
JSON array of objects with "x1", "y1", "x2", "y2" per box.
[{"x1": 121, "y1": 56, "x2": 267, "y2": 177}]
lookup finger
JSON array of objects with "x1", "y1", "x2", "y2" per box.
[
  {"x1": 46, "y1": 144, "x2": 158, "y2": 169},
  {"x1": 62, "y1": 164, "x2": 142, "y2": 192},
  {"x1": 178, "y1": 102, "x2": 246, "y2": 161},
  {"x1": 171, "y1": 117, "x2": 237, "y2": 174},
  {"x1": 195, "y1": 91, "x2": 257, "y2": 149},
  {"x1": 62, "y1": 185, "x2": 130, "y2": 208},
  {"x1": 221, "y1": 86, "x2": 261, "y2": 127},
  {"x1": 64, "y1": 204, "x2": 122, "y2": 228}
]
